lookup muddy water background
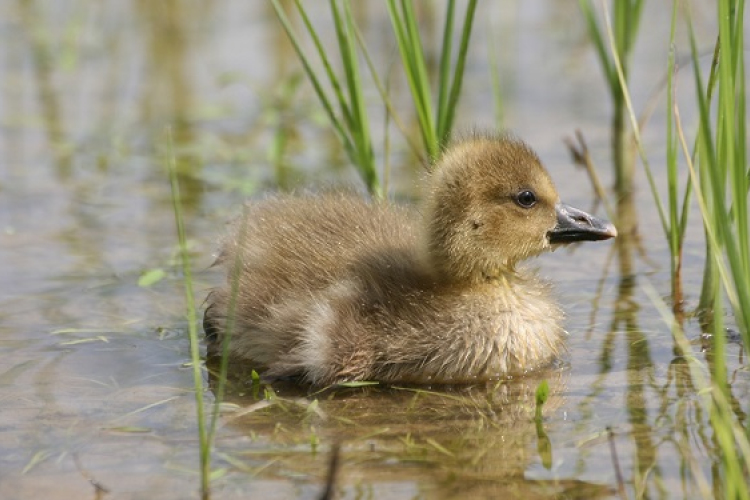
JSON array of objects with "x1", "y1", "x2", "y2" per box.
[{"x1": 1, "y1": 1, "x2": 747, "y2": 499}]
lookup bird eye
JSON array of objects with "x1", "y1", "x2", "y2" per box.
[{"x1": 515, "y1": 190, "x2": 537, "y2": 208}]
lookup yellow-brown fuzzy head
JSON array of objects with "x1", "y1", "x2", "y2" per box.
[{"x1": 422, "y1": 134, "x2": 615, "y2": 283}]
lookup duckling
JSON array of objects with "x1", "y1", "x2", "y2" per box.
[{"x1": 203, "y1": 134, "x2": 616, "y2": 386}]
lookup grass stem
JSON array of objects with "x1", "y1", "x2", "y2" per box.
[{"x1": 167, "y1": 129, "x2": 211, "y2": 499}]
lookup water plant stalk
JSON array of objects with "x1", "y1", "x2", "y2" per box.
[
  {"x1": 167, "y1": 130, "x2": 211, "y2": 499},
  {"x1": 579, "y1": 0, "x2": 644, "y2": 192},
  {"x1": 678, "y1": 0, "x2": 749, "y2": 495},
  {"x1": 579, "y1": 0, "x2": 645, "y2": 293},
  {"x1": 272, "y1": 0, "x2": 477, "y2": 192},
  {"x1": 685, "y1": 0, "x2": 749, "y2": 351},
  {"x1": 665, "y1": 1, "x2": 685, "y2": 315},
  {"x1": 207, "y1": 205, "x2": 250, "y2": 455},
  {"x1": 271, "y1": 0, "x2": 381, "y2": 197},
  {"x1": 386, "y1": 0, "x2": 477, "y2": 158}
]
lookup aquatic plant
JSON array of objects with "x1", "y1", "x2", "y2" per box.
[
  {"x1": 271, "y1": 0, "x2": 477, "y2": 195},
  {"x1": 596, "y1": 0, "x2": 750, "y2": 496},
  {"x1": 579, "y1": 0, "x2": 645, "y2": 240},
  {"x1": 272, "y1": 0, "x2": 381, "y2": 197},
  {"x1": 386, "y1": 0, "x2": 477, "y2": 159},
  {"x1": 167, "y1": 131, "x2": 211, "y2": 499},
  {"x1": 683, "y1": 2, "x2": 750, "y2": 494}
]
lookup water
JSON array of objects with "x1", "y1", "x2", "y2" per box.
[{"x1": 0, "y1": 1, "x2": 746, "y2": 499}]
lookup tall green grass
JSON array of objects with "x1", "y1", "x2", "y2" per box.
[
  {"x1": 579, "y1": 0, "x2": 645, "y2": 202},
  {"x1": 664, "y1": 1, "x2": 693, "y2": 314},
  {"x1": 683, "y1": 6, "x2": 749, "y2": 467},
  {"x1": 386, "y1": 0, "x2": 477, "y2": 159},
  {"x1": 597, "y1": 0, "x2": 750, "y2": 495},
  {"x1": 271, "y1": 0, "x2": 477, "y2": 194},
  {"x1": 688, "y1": 1, "x2": 750, "y2": 344},
  {"x1": 272, "y1": 0, "x2": 381, "y2": 196}
]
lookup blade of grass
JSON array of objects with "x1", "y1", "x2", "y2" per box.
[
  {"x1": 579, "y1": 0, "x2": 616, "y2": 95},
  {"x1": 601, "y1": 0, "x2": 669, "y2": 236},
  {"x1": 438, "y1": 0, "x2": 477, "y2": 146},
  {"x1": 271, "y1": 0, "x2": 353, "y2": 157},
  {"x1": 386, "y1": 0, "x2": 438, "y2": 158},
  {"x1": 686, "y1": 1, "x2": 749, "y2": 339},
  {"x1": 333, "y1": 0, "x2": 378, "y2": 194},
  {"x1": 435, "y1": 0, "x2": 456, "y2": 139},
  {"x1": 401, "y1": 1, "x2": 436, "y2": 143},
  {"x1": 666, "y1": 2, "x2": 680, "y2": 304},
  {"x1": 351, "y1": 21, "x2": 425, "y2": 161},
  {"x1": 271, "y1": 0, "x2": 381, "y2": 196},
  {"x1": 718, "y1": 0, "x2": 750, "y2": 337},
  {"x1": 167, "y1": 129, "x2": 210, "y2": 499}
]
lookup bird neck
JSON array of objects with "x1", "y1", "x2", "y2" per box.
[{"x1": 419, "y1": 240, "x2": 519, "y2": 288}]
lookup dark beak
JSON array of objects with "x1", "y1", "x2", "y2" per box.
[{"x1": 548, "y1": 203, "x2": 617, "y2": 244}]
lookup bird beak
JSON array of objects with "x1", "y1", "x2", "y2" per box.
[{"x1": 548, "y1": 203, "x2": 617, "y2": 244}]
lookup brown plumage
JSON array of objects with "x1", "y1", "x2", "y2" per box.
[{"x1": 204, "y1": 134, "x2": 616, "y2": 386}]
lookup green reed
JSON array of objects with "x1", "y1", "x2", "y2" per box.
[
  {"x1": 682, "y1": 0, "x2": 749, "y2": 354},
  {"x1": 688, "y1": 1, "x2": 750, "y2": 341},
  {"x1": 674, "y1": 0, "x2": 749, "y2": 496},
  {"x1": 664, "y1": 1, "x2": 693, "y2": 312},
  {"x1": 684, "y1": 11, "x2": 749, "y2": 478},
  {"x1": 659, "y1": 1, "x2": 719, "y2": 315},
  {"x1": 597, "y1": 0, "x2": 750, "y2": 495},
  {"x1": 271, "y1": 0, "x2": 476, "y2": 192},
  {"x1": 168, "y1": 150, "x2": 250, "y2": 499},
  {"x1": 166, "y1": 131, "x2": 211, "y2": 499},
  {"x1": 386, "y1": 0, "x2": 477, "y2": 159},
  {"x1": 272, "y1": 0, "x2": 380, "y2": 197},
  {"x1": 207, "y1": 204, "x2": 250, "y2": 461},
  {"x1": 579, "y1": 0, "x2": 644, "y2": 200}
]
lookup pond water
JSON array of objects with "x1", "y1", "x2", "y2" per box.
[{"x1": 1, "y1": 1, "x2": 747, "y2": 499}]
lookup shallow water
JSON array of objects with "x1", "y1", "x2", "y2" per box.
[{"x1": 1, "y1": 1, "x2": 747, "y2": 499}]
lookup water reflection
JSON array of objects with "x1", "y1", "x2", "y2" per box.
[
  {"x1": 135, "y1": 0, "x2": 205, "y2": 206},
  {"x1": 213, "y1": 367, "x2": 610, "y2": 498},
  {"x1": 17, "y1": 0, "x2": 72, "y2": 175}
]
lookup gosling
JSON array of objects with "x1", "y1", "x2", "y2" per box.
[{"x1": 204, "y1": 135, "x2": 616, "y2": 386}]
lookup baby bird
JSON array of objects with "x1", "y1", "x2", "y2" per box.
[{"x1": 204, "y1": 134, "x2": 616, "y2": 386}]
